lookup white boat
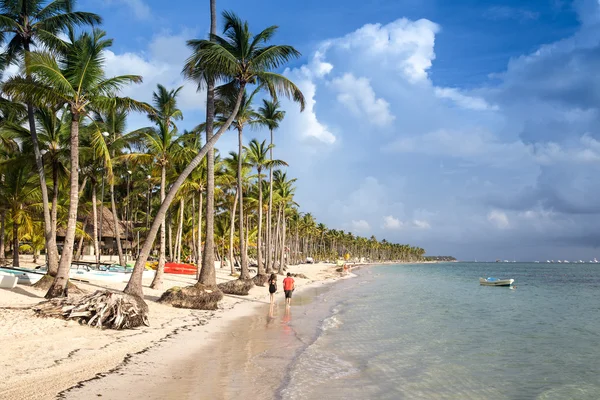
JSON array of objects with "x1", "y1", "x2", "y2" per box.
[
  {"x1": 0, "y1": 267, "x2": 44, "y2": 285},
  {"x1": 69, "y1": 266, "x2": 155, "y2": 283},
  {"x1": 479, "y1": 277, "x2": 514, "y2": 287}
]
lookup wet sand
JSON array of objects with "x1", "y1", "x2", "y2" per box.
[{"x1": 62, "y1": 284, "x2": 338, "y2": 400}]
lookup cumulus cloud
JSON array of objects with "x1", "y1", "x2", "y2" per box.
[
  {"x1": 330, "y1": 73, "x2": 395, "y2": 126},
  {"x1": 382, "y1": 215, "x2": 403, "y2": 230},
  {"x1": 434, "y1": 87, "x2": 498, "y2": 111},
  {"x1": 351, "y1": 219, "x2": 371, "y2": 233},
  {"x1": 488, "y1": 210, "x2": 510, "y2": 229}
]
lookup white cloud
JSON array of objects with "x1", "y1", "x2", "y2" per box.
[
  {"x1": 331, "y1": 73, "x2": 395, "y2": 126},
  {"x1": 330, "y1": 18, "x2": 440, "y2": 82},
  {"x1": 107, "y1": 0, "x2": 151, "y2": 20},
  {"x1": 282, "y1": 66, "x2": 336, "y2": 145},
  {"x1": 434, "y1": 87, "x2": 499, "y2": 111},
  {"x1": 351, "y1": 219, "x2": 371, "y2": 233},
  {"x1": 413, "y1": 220, "x2": 431, "y2": 229},
  {"x1": 488, "y1": 210, "x2": 510, "y2": 229},
  {"x1": 103, "y1": 31, "x2": 205, "y2": 118},
  {"x1": 382, "y1": 215, "x2": 403, "y2": 230}
]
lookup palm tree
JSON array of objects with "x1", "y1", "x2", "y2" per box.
[
  {"x1": 4, "y1": 29, "x2": 145, "y2": 298},
  {"x1": 245, "y1": 138, "x2": 287, "y2": 279},
  {"x1": 273, "y1": 170, "x2": 296, "y2": 274},
  {"x1": 0, "y1": 0, "x2": 101, "y2": 276},
  {"x1": 125, "y1": 11, "x2": 305, "y2": 299},
  {"x1": 214, "y1": 86, "x2": 260, "y2": 280},
  {"x1": 142, "y1": 84, "x2": 183, "y2": 289},
  {"x1": 256, "y1": 99, "x2": 285, "y2": 273}
]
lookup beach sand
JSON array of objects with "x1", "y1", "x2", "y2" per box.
[{"x1": 0, "y1": 261, "x2": 350, "y2": 400}]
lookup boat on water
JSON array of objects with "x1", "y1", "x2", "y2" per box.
[{"x1": 479, "y1": 277, "x2": 515, "y2": 287}]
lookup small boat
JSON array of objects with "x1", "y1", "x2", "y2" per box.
[
  {"x1": 0, "y1": 267, "x2": 44, "y2": 285},
  {"x1": 479, "y1": 277, "x2": 514, "y2": 287}
]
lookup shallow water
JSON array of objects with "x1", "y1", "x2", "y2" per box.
[{"x1": 279, "y1": 263, "x2": 600, "y2": 400}]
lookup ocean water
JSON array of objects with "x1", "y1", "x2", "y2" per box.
[{"x1": 278, "y1": 263, "x2": 600, "y2": 400}]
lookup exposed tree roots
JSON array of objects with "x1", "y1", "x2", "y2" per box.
[
  {"x1": 32, "y1": 290, "x2": 149, "y2": 329},
  {"x1": 158, "y1": 284, "x2": 223, "y2": 310},
  {"x1": 252, "y1": 273, "x2": 269, "y2": 287},
  {"x1": 218, "y1": 279, "x2": 254, "y2": 295},
  {"x1": 31, "y1": 275, "x2": 85, "y2": 295}
]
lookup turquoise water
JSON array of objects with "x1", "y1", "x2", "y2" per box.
[{"x1": 279, "y1": 263, "x2": 600, "y2": 399}]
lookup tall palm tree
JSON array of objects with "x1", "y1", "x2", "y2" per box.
[
  {"x1": 245, "y1": 138, "x2": 287, "y2": 279},
  {"x1": 214, "y1": 86, "x2": 260, "y2": 280},
  {"x1": 4, "y1": 29, "x2": 145, "y2": 298},
  {"x1": 0, "y1": 0, "x2": 101, "y2": 276},
  {"x1": 273, "y1": 170, "x2": 296, "y2": 274},
  {"x1": 142, "y1": 84, "x2": 183, "y2": 290},
  {"x1": 257, "y1": 99, "x2": 285, "y2": 272},
  {"x1": 125, "y1": 11, "x2": 305, "y2": 298}
]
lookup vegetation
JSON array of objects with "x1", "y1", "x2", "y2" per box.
[{"x1": 0, "y1": 1, "x2": 427, "y2": 325}]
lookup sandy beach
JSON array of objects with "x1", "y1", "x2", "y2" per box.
[{"x1": 0, "y1": 261, "x2": 353, "y2": 400}]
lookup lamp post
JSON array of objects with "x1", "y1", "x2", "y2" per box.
[
  {"x1": 98, "y1": 131, "x2": 110, "y2": 261},
  {"x1": 146, "y1": 174, "x2": 152, "y2": 229}
]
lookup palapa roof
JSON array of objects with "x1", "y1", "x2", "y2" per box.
[{"x1": 57, "y1": 206, "x2": 134, "y2": 240}]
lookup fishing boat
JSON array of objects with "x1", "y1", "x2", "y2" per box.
[{"x1": 479, "y1": 277, "x2": 514, "y2": 287}]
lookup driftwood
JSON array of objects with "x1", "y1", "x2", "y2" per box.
[
  {"x1": 218, "y1": 279, "x2": 254, "y2": 295},
  {"x1": 32, "y1": 290, "x2": 149, "y2": 329},
  {"x1": 158, "y1": 284, "x2": 223, "y2": 310}
]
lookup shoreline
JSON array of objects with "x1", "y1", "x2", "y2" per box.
[{"x1": 0, "y1": 261, "x2": 364, "y2": 400}]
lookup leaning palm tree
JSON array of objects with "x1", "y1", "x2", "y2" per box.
[
  {"x1": 0, "y1": 0, "x2": 101, "y2": 277},
  {"x1": 127, "y1": 11, "x2": 305, "y2": 304},
  {"x1": 3, "y1": 29, "x2": 146, "y2": 298},
  {"x1": 256, "y1": 99, "x2": 285, "y2": 273},
  {"x1": 245, "y1": 138, "x2": 287, "y2": 281}
]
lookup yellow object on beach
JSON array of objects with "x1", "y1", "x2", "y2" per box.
[
  {"x1": 336, "y1": 259, "x2": 345, "y2": 266},
  {"x1": 344, "y1": 253, "x2": 350, "y2": 261}
]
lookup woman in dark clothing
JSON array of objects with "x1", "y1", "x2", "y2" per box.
[{"x1": 268, "y1": 273, "x2": 277, "y2": 305}]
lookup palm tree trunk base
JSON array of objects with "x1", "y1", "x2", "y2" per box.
[
  {"x1": 34, "y1": 290, "x2": 149, "y2": 329},
  {"x1": 158, "y1": 284, "x2": 223, "y2": 310},
  {"x1": 252, "y1": 273, "x2": 269, "y2": 287},
  {"x1": 217, "y1": 279, "x2": 254, "y2": 296},
  {"x1": 39, "y1": 277, "x2": 86, "y2": 297}
]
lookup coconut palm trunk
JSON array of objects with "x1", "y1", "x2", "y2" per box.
[
  {"x1": 266, "y1": 132, "x2": 274, "y2": 272},
  {"x1": 278, "y1": 209, "x2": 287, "y2": 274},
  {"x1": 256, "y1": 166, "x2": 264, "y2": 275},
  {"x1": 45, "y1": 114, "x2": 81, "y2": 298},
  {"x1": 229, "y1": 191, "x2": 238, "y2": 275},
  {"x1": 237, "y1": 127, "x2": 249, "y2": 280},
  {"x1": 176, "y1": 198, "x2": 184, "y2": 263},
  {"x1": 0, "y1": 210, "x2": 5, "y2": 259},
  {"x1": 274, "y1": 205, "x2": 282, "y2": 272},
  {"x1": 198, "y1": 0, "x2": 218, "y2": 288},
  {"x1": 75, "y1": 218, "x2": 88, "y2": 261},
  {"x1": 91, "y1": 182, "x2": 100, "y2": 264},
  {"x1": 110, "y1": 180, "x2": 125, "y2": 266},
  {"x1": 151, "y1": 165, "x2": 167, "y2": 289},
  {"x1": 12, "y1": 216, "x2": 19, "y2": 267},
  {"x1": 196, "y1": 189, "x2": 202, "y2": 274}
]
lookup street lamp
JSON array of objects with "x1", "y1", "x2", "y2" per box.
[
  {"x1": 40, "y1": 149, "x2": 48, "y2": 155},
  {"x1": 102, "y1": 131, "x2": 110, "y2": 137}
]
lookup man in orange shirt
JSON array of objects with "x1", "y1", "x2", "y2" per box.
[{"x1": 282, "y1": 272, "x2": 295, "y2": 306}]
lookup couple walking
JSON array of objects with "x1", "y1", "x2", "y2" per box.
[{"x1": 269, "y1": 272, "x2": 295, "y2": 306}]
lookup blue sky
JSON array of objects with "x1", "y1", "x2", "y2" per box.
[{"x1": 73, "y1": 0, "x2": 600, "y2": 261}]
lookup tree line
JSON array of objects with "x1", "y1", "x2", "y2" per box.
[{"x1": 0, "y1": 0, "x2": 426, "y2": 311}]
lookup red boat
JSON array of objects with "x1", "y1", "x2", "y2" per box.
[{"x1": 164, "y1": 262, "x2": 197, "y2": 275}]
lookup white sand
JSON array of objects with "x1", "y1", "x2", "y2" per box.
[{"x1": 0, "y1": 261, "x2": 351, "y2": 400}]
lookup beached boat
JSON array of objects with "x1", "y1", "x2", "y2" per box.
[
  {"x1": 69, "y1": 267, "x2": 155, "y2": 283},
  {"x1": 164, "y1": 262, "x2": 197, "y2": 275},
  {"x1": 0, "y1": 267, "x2": 44, "y2": 285},
  {"x1": 479, "y1": 277, "x2": 514, "y2": 286}
]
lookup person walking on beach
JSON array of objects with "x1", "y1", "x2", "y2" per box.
[
  {"x1": 268, "y1": 273, "x2": 277, "y2": 305},
  {"x1": 283, "y1": 272, "x2": 295, "y2": 306}
]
